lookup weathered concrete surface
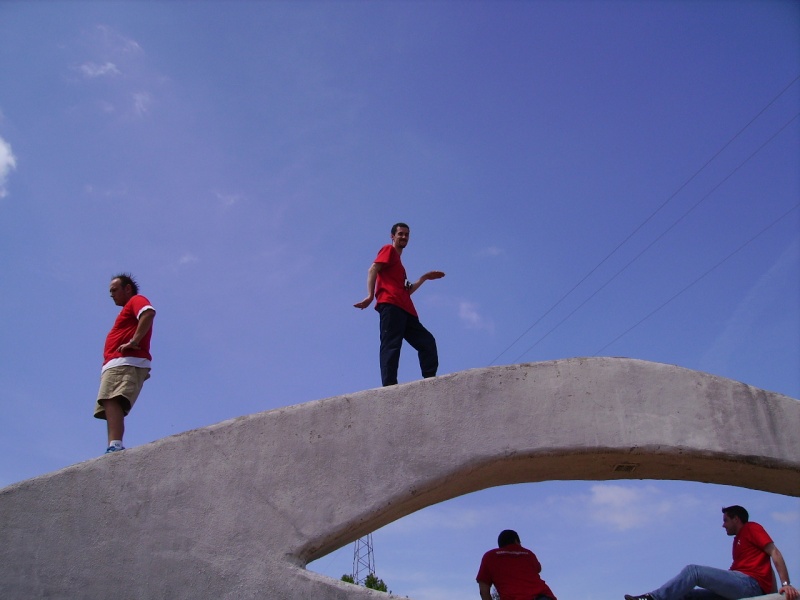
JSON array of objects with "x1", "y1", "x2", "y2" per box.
[{"x1": 1, "y1": 358, "x2": 798, "y2": 599}]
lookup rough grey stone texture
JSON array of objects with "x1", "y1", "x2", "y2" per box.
[{"x1": 1, "y1": 358, "x2": 798, "y2": 599}]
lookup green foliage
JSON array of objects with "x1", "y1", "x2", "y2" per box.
[
  {"x1": 341, "y1": 572, "x2": 389, "y2": 593},
  {"x1": 364, "y1": 572, "x2": 388, "y2": 592}
]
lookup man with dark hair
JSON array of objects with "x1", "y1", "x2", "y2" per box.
[
  {"x1": 624, "y1": 505, "x2": 797, "y2": 600},
  {"x1": 476, "y1": 529, "x2": 557, "y2": 600},
  {"x1": 94, "y1": 273, "x2": 156, "y2": 454},
  {"x1": 354, "y1": 222, "x2": 444, "y2": 386}
]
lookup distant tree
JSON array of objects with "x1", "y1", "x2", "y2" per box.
[
  {"x1": 364, "y1": 572, "x2": 388, "y2": 592},
  {"x1": 341, "y1": 572, "x2": 389, "y2": 593}
]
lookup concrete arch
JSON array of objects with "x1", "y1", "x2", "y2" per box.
[{"x1": 1, "y1": 358, "x2": 798, "y2": 599}]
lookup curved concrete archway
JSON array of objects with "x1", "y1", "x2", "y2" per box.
[{"x1": 1, "y1": 358, "x2": 798, "y2": 599}]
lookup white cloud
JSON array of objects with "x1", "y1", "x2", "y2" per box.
[
  {"x1": 772, "y1": 510, "x2": 799, "y2": 524},
  {"x1": 587, "y1": 483, "x2": 679, "y2": 531},
  {"x1": 0, "y1": 135, "x2": 18, "y2": 198},
  {"x1": 459, "y1": 300, "x2": 494, "y2": 333},
  {"x1": 214, "y1": 191, "x2": 242, "y2": 207},
  {"x1": 96, "y1": 24, "x2": 142, "y2": 55},
  {"x1": 79, "y1": 61, "x2": 120, "y2": 78},
  {"x1": 133, "y1": 92, "x2": 152, "y2": 116},
  {"x1": 477, "y1": 246, "x2": 504, "y2": 258},
  {"x1": 178, "y1": 253, "x2": 198, "y2": 266},
  {"x1": 382, "y1": 503, "x2": 489, "y2": 534},
  {"x1": 83, "y1": 182, "x2": 128, "y2": 198}
]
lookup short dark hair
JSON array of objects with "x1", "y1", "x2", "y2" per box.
[
  {"x1": 497, "y1": 529, "x2": 520, "y2": 547},
  {"x1": 722, "y1": 505, "x2": 749, "y2": 523},
  {"x1": 391, "y1": 222, "x2": 410, "y2": 235},
  {"x1": 112, "y1": 273, "x2": 139, "y2": 296}
]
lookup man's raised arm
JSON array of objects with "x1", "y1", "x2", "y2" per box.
[{"x1": 408, "y1": 270, "x2": 445, "y2": 295}]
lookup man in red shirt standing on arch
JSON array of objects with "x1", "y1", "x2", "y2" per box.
[
  {"x1": 94, "y1": 273, "x2": 155, "y2": 454},
  {"x1": 624, "y1": 505, "x2": 798, "y2": 600},
  {"x1": 354, "y1": 222, "x2": 444, "y2": 386}
]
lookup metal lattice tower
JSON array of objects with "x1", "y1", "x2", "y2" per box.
[{"x1": 351, "y1": 533, "x2": 375, "y2": 585}]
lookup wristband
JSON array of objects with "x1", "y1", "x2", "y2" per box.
[{"x1": 782, "y1": 582, "x2": 791, "y2": 587}]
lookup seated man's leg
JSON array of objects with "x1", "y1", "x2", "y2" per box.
[
  {"x1": 378, "y1": 304, "x2": 408, "y2": 386},
  {"x1": 403, "y1": 316, "x2": 438, "y2": 378},
  {"x1": 682, "y1": 589, "x2": 725, "y2": 600},
  {"x1": 651, "y1": 565, "x2": 762, "y2": 600}
]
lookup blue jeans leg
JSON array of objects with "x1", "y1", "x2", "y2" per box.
[{"x1": 650, "y1": 565, "x2": 763, "y2": 600}]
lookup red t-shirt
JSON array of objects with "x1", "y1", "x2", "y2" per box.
[
  {"x1": 731, "y1": 521, "x2": 774, "y2": 593},
  {"x1": 102, "y1": 295, "x2": 155, "y2": 370},
  {"x1": 373, "y1": 244, "x2": 417, "y2": 317},
  {"x1": 476, "y1": 544, "x2": 557, "y2": 600}
]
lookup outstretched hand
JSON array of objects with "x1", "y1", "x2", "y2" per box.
[
  {"x1": 423, "y1": 271, "x2": 445, "y2": 280},
  {"x1": 354, "y1": 297, "x2": 372, "y2": 310}
]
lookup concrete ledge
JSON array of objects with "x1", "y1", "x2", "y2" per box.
[{"x1": 1, "y1": 358, "x2": 798, "y2": 599}]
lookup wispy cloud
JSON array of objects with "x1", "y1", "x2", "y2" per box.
[
  {"x1": 587, "y1": 483, "x2": 678, "y2": 531},
  {"x1": 96, "y1": 24, "x2": 142, "y2": 55},
  {"x1": 132, "y1": 92, "x2": 152, "y2": 116},
  {"x1": 477, "y1": 246, "x2": 504, "y2": 258},
  {"x1": 772, "y1": 510, "x2": 799, "y2": 524},
  {"x1": 72, "y1": 25, "x2": 158, "y2": 119},
  {"x1": 83, "y1": 182, "x2": 129, "y2": 198},
  {"x1": 381, "y1": 503, "x2": 493, "y2": 535},
  {"x1": 0, "y1": 135, "x2": 17, "y2": 198},
  {"x1": 458, "y1": 300, "x2": 494, "y2": 333},
  {"x1": 214, "y1": 191, "x2": 242, "y2": 207},
  {"x1": 79, "y1": 61, "x2": 120, "y2": 78}
]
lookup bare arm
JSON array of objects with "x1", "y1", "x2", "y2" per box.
[
  {"x1": 765, "y1": 543, "x2": 798, "y2": 599},
  {"x1": 478, "y1": 581, "x2": 493, "y2": 600},
  {"x1": 354, "y1": 263, "x2": 383, "y2": 309},
  {"x1": 408, "y1": 270, "x2": 445, "y2": 295},
  {"x1": 117, "y1": 308, "x2": 155, "y2": 352}
]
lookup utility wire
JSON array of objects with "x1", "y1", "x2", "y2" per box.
[
  {"x1": 593, "y1": 201, "x2": 800, "y2": 355},
  {"x1": 488, "y1": 74, "x2": 800, "y2": 366},
  {"x1": 511, "y1": 111, "x2": 800, "y2": 363}
]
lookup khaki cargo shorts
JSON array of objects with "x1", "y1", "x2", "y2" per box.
[{"x1": 94, "y1": 365, "x2": 151, "y2": 420}]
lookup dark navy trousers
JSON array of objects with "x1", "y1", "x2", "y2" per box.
[{"x1": 377, "y1": 303, "x2": 438, "y2": 386}]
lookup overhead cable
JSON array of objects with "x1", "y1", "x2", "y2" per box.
[{"x1": 488, "y1": 74, "x2": 800, "y2": 366}]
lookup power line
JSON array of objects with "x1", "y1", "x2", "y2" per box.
[
  {"x1": 511, "y1": 110, "x2": 800, "y2": 363},
  {"x1": 593, "y1": 202, "x2": 800, "y2": 355},
  {"x1": 488, "y1": 74, "x2": 800, "y2": 366}
]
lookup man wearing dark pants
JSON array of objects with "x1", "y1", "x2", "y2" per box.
[{"x1": 354, "y1": 222, "x2": 444, "y2": 386}]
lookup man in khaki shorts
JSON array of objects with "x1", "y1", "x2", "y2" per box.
[{"x1": 94, "y1": 273, "x2": 156, "y2": 454}]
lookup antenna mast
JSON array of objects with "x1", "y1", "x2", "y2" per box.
[{"x1": 351, "y1": 533, "x2": 375, "y2": 585}]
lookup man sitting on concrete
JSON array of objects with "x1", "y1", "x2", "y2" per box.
[
  {"x1": 624, "y1": 505, "x2": 797, "y2": 600},
  {"x1": 476, "y1": 529, "x2": 557, "y2": 600}
]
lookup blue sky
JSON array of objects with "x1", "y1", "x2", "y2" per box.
[{"x1": 0, "y1": 1, "x2": 798, "y2": 599}]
